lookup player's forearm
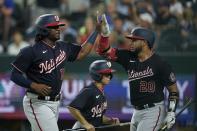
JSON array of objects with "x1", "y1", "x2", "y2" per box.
[
  {"x1": 77, "y1": 31, "x2": 98, "y2": 60},
  {"x1": 97, "y1": 36, "x2": 117, "y2": 61},
  {"x1": 10, "y1": 68, "x2": 32, "y2": 88},
  {"x1": 167, "y1": 83, "x2": 179, "y2": 112},
  {"x1": 67, "y1": 106, "x2": 90, "y2": 126},
  {"x1": 102, "y1": 115, "x2": 120, "y2": 125},
  {"x1": 167, "y1": 83, "x2": 179, "y2": 94},
  {"x1": 77, "y1": 43, "x2": 93, "y2": 60},
  {"x1": 97, "y1": 35, "x2": 111, "y2": 54}
]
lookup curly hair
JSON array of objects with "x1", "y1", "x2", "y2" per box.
[{"x1": 35, "y1": 34, "x2": 46, "y2": 42}]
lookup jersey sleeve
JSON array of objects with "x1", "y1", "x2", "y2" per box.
[
  {"x1": 65, "y1": 42, "x2": 81, "y2": 62},
  {"x1": 69, "y1": 88, "x2": 93, "y2": 110},
  {"x1": 158, "y1": 59, "x2": 177, "y2": 87},
  {"x1": 11, "y1": 46, "x2": 34, "y2": 73},
  {"x1": 115, "y1": 49, "x2": 134, "y2": 67}
]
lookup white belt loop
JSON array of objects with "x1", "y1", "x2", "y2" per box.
[{"x1": 45, "y1": 96, "x2": 50, "y2": 100}]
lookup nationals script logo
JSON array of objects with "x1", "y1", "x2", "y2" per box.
[
  {"x1": 128, "y1": 66, "x2": 154, "y2": 81},
  {"x1": 91, "y1": 101, "x2": 107, "y2": 118},
  {"x1": 39, "y1": 50, "x2": 66, "y2": 73}
]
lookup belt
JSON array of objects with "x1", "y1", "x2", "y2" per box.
[
  {"x1": 134, "y1": 103, "x2": 155, "y2": 110},
  {"x1": 37, "y1": 94, "x2": 61, "y2": 101},
  {"x1": 26, "y1": 92, "x2": 61, "y2": 101}
]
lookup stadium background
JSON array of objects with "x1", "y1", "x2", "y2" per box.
[{"x1": 0, "y1": 0, "x2": 197, "y2": 131}]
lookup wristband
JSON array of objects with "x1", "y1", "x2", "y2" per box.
[
  {"x1": 168, "y1": 92, "x2": 179, "y2": 112},
  {"x1": 102, "y1": 46, "x2": 110, "y2": 53},
  {"x1": 86, "y1": 31, "x2": 98, "y2": 45}
]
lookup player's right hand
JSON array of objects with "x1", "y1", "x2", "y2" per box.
[
  {"x1": 83, "y1": 123, "x2": 95, "y2": 131},
  {"x1": 163, "y1": 111, "x2": 176, "y2": 129},
  {"x1": 30, "y1": 82, "x2": 52, "y2": 96},
  {"x1": 101, "y1": 14, "x2": 111, "y2": 37},
  {"x1": 95, "y1": 11, "x2": 102, "y2": 33}
]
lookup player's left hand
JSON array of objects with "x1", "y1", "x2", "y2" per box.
[
  {"x1": 111, "y1": 117, "x2": 120, "y2": 125},
  {"x1": 83, "y1": 123, "x2": 95, "y2": 131},
  {"x1": 95, "y1": 11, "x2": 102, "y2": 33},
  {"x1": 164, "y1": 111, "x2": 175, "y2": 129},
  {"x1": 100, "y1": 14, "x2": 111, "y2": 37}
]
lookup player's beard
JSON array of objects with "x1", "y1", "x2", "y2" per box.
[
  {"x1": 131, "y1": 46, "x2": 142, "y2": 56},
  {"x1": 48, "y1": 34, "x2": 60, "y2": 42}
]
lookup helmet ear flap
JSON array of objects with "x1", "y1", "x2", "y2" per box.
[
  {"x1": 90, "y1": 71, "x2": 102, "y2": 82},
  {"x1": 109, "y1": 73, "x2": 113, "y2": 79},
  {"x1": 36, "y1": 26, "x2": 49, "y2": 36},
  {"x1": 42, "y1": 28, "x2": 49, "y2": 36}
]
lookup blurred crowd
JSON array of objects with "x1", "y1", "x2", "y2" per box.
[{"x1": 0, "y1": 0, "x2": 197, "y2": 55}]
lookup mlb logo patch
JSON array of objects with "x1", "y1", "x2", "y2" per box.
[
  {"x1": 54, "y1": 15, "x2": 59, "y2": 21},
  {"x1": 106, "y1": 62, "x2": 111, "y2": 67}
]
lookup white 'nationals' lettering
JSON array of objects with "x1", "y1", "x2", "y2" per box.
[
  {"x1": 39, "y1": 50, "x2": 66, "y2": 73},
  {"x1": 91, "y1": 102, "x2": 107, "y2": 118},
  {"x1": 128, "y1": 66, "x2": 154, "y2": 81}
]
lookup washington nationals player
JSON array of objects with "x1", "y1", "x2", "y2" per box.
[
  {"x1": 10, "y1": 14, "x2": 101, "y2": 131},
  {"x1": 96, "y1": 14, "x2": 179, "y2": 131},
  {"x1": 68, "y1": 60, "x2": 120, "y2": 131}
]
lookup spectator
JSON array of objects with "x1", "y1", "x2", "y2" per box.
[
  {"x1": 138, "y1": 13, "x2": 154, "y2": 28},
  {"x1": 31, "y1": 0, "x2": 60, "y2": 26},
  {"x1": 169, "y1": 0, "x2": 184, "y2": 20},
  {"x1": 8, "y1": 30, "x2": 29, "y2": 55},
  {"x1": 110, "y1": 16, "x2": 126, "y2": 48},
  {"x1": 0, "y1": 43, "x2": 3, "y2": 53},
  {"x1": 135, "y1": 0, "x2": 155, "y2": 16},
  {"x1": 67, "y1": 0, "x2": 89, "y2": 14},
  {"x1": 0, "y1": 0, "x2": 14, "y2": 52},
  {"x1": 78, "y1": 16, "x2": 95, "y2": 43},
  {"x1": 116, "y1": 0, "x2": 133, "y2": 19},
  {"x1": 60, "y1": 17, "x2": 78, "y2": 43},
  {"x1": 106, "y1": 0, "x2": 118, "y2": 22},
  {"x1": 154, "y1": 2, "x2": 177, "y2": 28},
  {"x1": 66, "y1": 0, "x2": 90, "y2": 28}
]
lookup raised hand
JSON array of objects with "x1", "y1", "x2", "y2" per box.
[
  {"x1": 101, "y1": 14, "x2": 111, "y2": 37},
  {"x1": 95, "y1": 11, "x2": 102, "y2": 33}
]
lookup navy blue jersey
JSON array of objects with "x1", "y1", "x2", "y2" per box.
[
  {"x1": 69, "y1": 83, "x2": 107, "y2": 127},
  {"x1": 115, "y1": 49, "x2": 176, "y2": 106},
  {"x1": 11, "y1": 41, "x2": 81, "y2": 96}
]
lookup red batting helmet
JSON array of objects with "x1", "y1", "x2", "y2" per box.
[
  {"x1": 89, "y1": 60, "x2": 115, "y2": 82},
  {"x1": 35, "y1": 14, "x2": 65, "y2": 36},
  {"x1": 126, "y1": 27, "x2": 155, "y2": 49}
]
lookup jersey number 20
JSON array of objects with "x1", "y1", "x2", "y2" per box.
[{"x1": 140, "y1": 81, "x2": 155, "y2": 93}]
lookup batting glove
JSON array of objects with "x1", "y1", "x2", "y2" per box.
[
  {"x1": 101, "y1": 14, "x2": 111, "y2": 37},
  {"x1": 164, "y1": 111, "x2": 176, "y2": 129}
]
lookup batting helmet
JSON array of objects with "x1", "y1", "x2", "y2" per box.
[
  {"x1": 35, "y1": 14, "x2": 65, "y2": 36},
  {"x1": 89, "y1": 60, "x2": 115, "y2": 82},
  {"x1": 126, "y1": 27, "x2": 155, "y2": 49}
]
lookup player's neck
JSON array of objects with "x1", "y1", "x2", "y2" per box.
[
  {"x1": 138, "y1": 47, "x2": 153, "y2": 62},
  {"x1": 95, "y1": 82, "x2": 104, "y2": 92},
  {"x1": 42, "y1": 38, "x2": 56, "y2": 47}
]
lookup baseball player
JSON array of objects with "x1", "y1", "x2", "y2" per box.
[
  {"x1": 96, "y1": 14, "x2": 179, "y2": 131},
  {"x1": 67, "y1": 60, "x2": 120, "y2": 131},
  {"x1": 10, "y1": 14, "x2": 101, "y2": 131}
]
